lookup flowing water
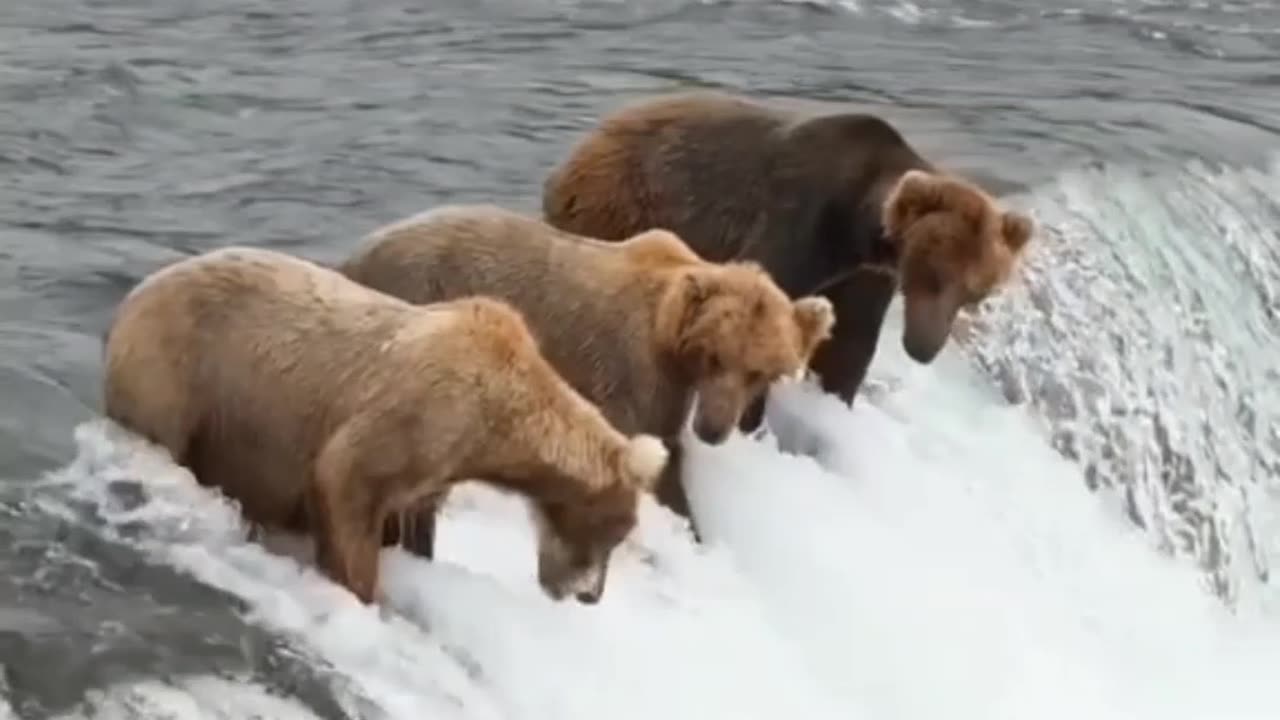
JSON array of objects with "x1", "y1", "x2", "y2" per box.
[
  {"x1": 1, "y1": 0, "x2": 1278, "y2": 717},
  {"x1": 965, "y1": 157, "x2": 1280, "y2": 608}
]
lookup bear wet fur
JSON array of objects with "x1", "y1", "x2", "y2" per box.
[
  {"x1": 339, "y1": 205, "x2": 835, "y2": 541},
  {"x1": 102, "y1": 246, "x2": 668, "y2": 605},
  {"x1": 542, "y1": 90, "x2": 1035, "y2": 427}
]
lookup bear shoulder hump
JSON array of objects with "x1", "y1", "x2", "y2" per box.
[
  {"x1": 617, "y1": 228, "x2": 703, "y2": 268},
  {"x1": 788, "y1": 112, "x2": 912, "y2": 154}
]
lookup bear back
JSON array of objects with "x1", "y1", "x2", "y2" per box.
[{"x1": 542, "y1": 91, "x2": 935, "y2": 299}]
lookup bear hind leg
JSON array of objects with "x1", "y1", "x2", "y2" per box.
[{"x1": 104, "y1": 377, "x2": 198, "y2": 468}]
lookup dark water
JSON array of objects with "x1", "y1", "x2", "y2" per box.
[{"x1": 1, "y1": 0, "x2": 1278, "y2": 716}]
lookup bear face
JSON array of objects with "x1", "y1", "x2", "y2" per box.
[
  {"x1": 533, "y1": 434, "x2": 667, "y2": 604},
  {"x1": 883, "y1": 169, "x2": 1034, "y2": 363},
  {"x1": 658, "y1": 263, "x2": 836, "y2": 444}
]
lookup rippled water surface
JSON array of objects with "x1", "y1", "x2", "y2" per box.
[{"x1": 1, "y1": 0, "x2": 1278, "y2": 716}]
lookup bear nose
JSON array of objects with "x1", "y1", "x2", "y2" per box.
[
  {"x1": 575, "y1": 589, "x2": 601, "y2": 605},
  {"x1": 903, "y1": 333, "x2": 945, "y2": 364},
  {"x1": 693, "y1": 419, "x2": 731, "y2": 445}
]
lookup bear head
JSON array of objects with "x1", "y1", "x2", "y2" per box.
[
  {"x1": 533, "y1": 434, "x2": 668, "y2": 604},
  {"x1": 882, "y1": 169, "x2": 1035, "y2": 363},
  {"x1": 658, "y1": 262, "x2": 836, "y2": 445}
]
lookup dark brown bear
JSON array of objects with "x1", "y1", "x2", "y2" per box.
[{"x1": 542, "y1": 90, "x2": 1035, "y2": 429}]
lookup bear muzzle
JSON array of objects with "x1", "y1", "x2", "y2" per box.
[
  {"x1": 537, "y1": 536, "x2": 611, "y2": 605},
  {"x1": 691, "y1": 376, "x2": 748, "y2": 445},
  {"x1": 902, "y1": 292, "x2": 961, "y2": 364},
  {"x1": 693, "y1": 415, "x2": 735, "y2": 445}
]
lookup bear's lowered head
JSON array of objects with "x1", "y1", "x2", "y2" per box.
[
  {"x1": 533, "y1": 434, "x2": 668, "y2": 604},
  {"x1": 659, "y1": 262, "x2": 836, "y2": 444},
  {"x1": 883, "y1": 169, "x2": 1035, "y2": 363}
]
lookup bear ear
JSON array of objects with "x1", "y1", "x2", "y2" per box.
[
  {"x1": 1000, "y1": 210, "x2": 1034, "y2": 254},
  {"x1": 623, "y1": 434, "x2": 669, "y2": 491},
  {"x1": 678, "y1": 269, "x2": 716, "y2": 309},
  {"x1": 883, "y1": 169, "x2": 945, "y2": 236},
  {"x1": 793, "y1": 295, "x2": 836, "y2": 357}
]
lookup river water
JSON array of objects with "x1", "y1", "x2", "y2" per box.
[{"x1": 1, "y1": 0, "x2": 1278, "y2": 717}]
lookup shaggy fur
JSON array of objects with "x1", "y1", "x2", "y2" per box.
[
  {"x1": 339, "y1": 205, "x2": 834, "y2": 540},
  {"x1": 102, "y1": 246, "x2": 668, "y2": 605},
  {"x1": 542, "y1": 90, "x2": 1034, "y2": 421}
]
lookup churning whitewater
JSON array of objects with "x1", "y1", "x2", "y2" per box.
[
  {"x1": 25, "y1": 156, "x2": 1280, "y2": 720},
  {"x1": 3, "y1": 0, "x2": 1279, "y2": 716}
]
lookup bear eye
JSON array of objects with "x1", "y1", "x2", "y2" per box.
[{"x1": 706, "y1": 354, "x2": 723, "y2": 374}]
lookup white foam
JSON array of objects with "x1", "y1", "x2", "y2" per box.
[
  {"x1": 685, "y1": 321, "x2": 1280, "y2": 720},
  {"x1": 40, "y1": 419, "x2": 844, "y2": 720},
  {"x1": 51, "y1": 675, "x2": 324, "y2": 720},
  {"x1": 0, "y1": 677, "x2": 13, "y2": 720},
  {"x1": 34, "y1": 229, "x2": 1280, "y2": 719}
]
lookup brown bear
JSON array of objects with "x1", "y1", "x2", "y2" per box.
[
  {"x1": 338, "y1": 204, "x2": 835, "y2": 541},
  {"x1": 102, "y1": 245, "x2": 669, "y2": 606},
  {"x1": 541, "y1": 90, "x2": 1035, "y2": 429}
]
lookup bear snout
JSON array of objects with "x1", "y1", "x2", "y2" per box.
[
  {"x1": 537, "y1": 537, "x2": 611, "y2": 605},
  {"x1": 691, "y1": 377, "x2": 746, "y2": 444},
  {"x1": 693, "y1": 416, "x2": 733, "y2": 444},
  {"x1": 562, "y1": 561, "x2": 608, "y2": 605},
  {"x1": 902, "y1": 293, "x2": 960, "y2": 364},
  {"x1": 903, "y1": 331, "x2": 946, "y2": 364}
]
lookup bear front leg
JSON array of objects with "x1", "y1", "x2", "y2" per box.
[
  {"x1": 653, "y1": 439, "x2": 702, "y2": 542},
  {"x1": 312, "y1": 422, "x2": 388, "y2": 604},
  {"x1": 737, "y1": 394, "x2": 768, "y2": 436},
  {"x1": 380, "y1": 500, "x2": 439, "y2": 560},
  {"x1": 808, "y1": 265, "x2": 898, "y2": 406}
]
